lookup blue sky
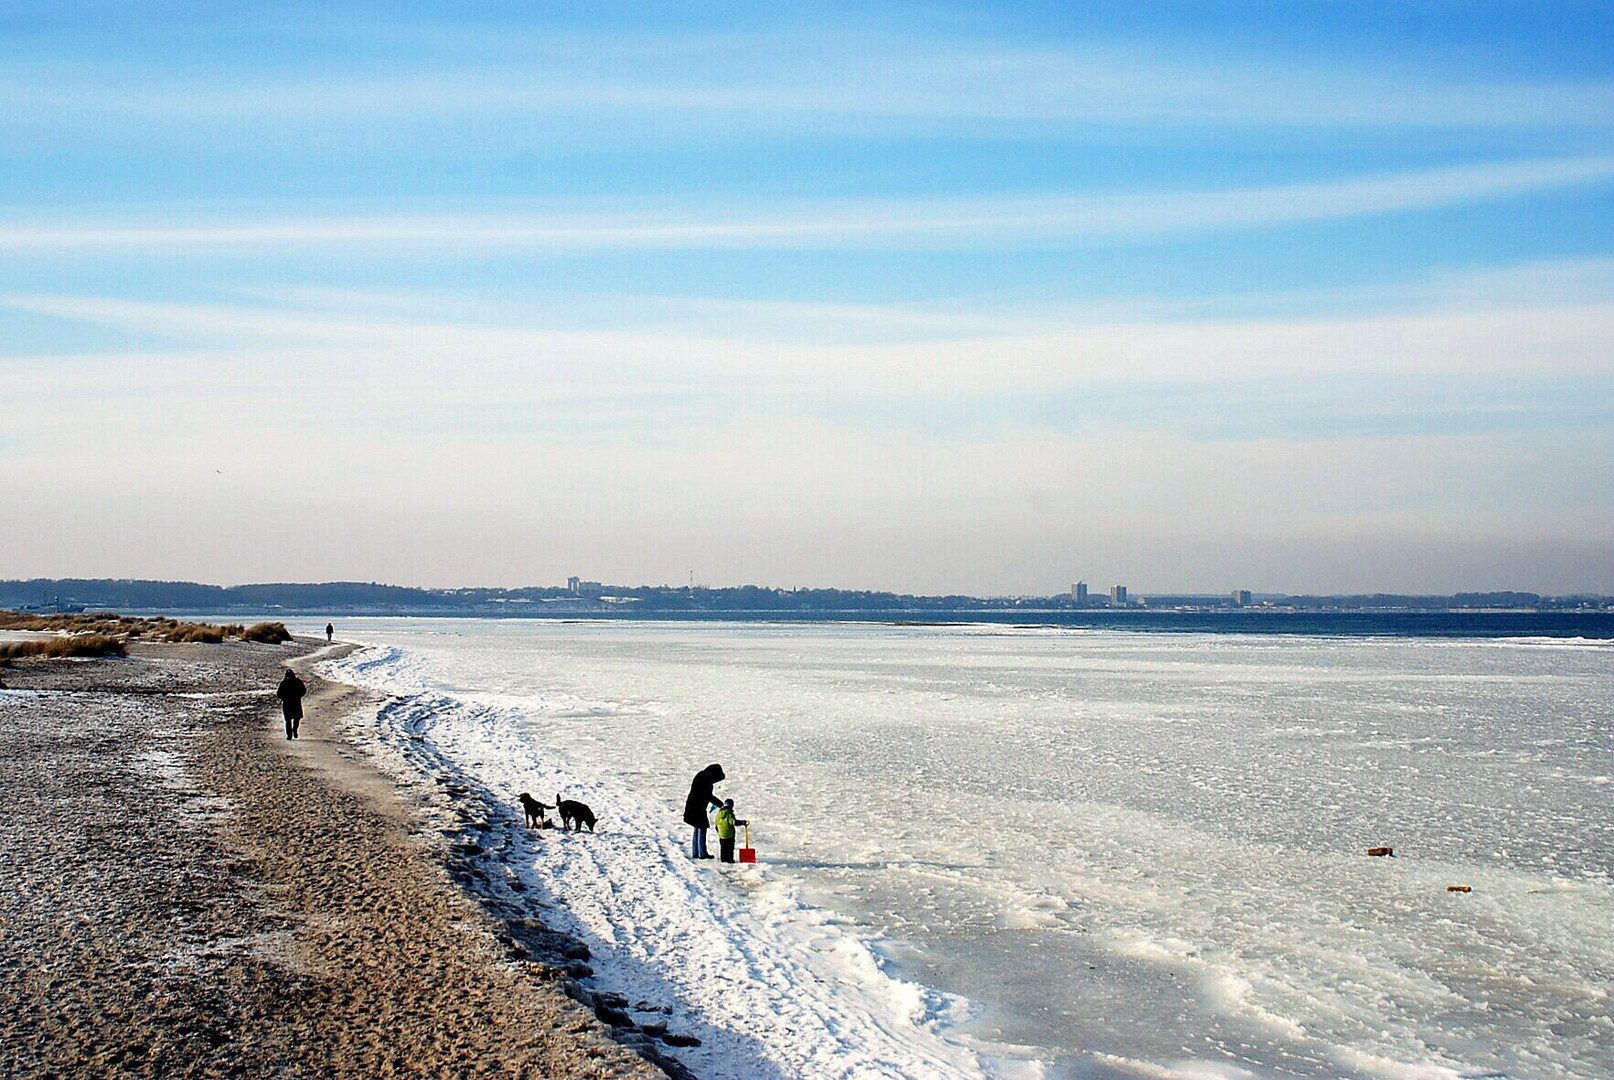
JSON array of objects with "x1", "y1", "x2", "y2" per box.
[{"x1": 4, "y1": 2, "x2": 1612, "y2": 593}]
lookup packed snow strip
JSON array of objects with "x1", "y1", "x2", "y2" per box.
[{"x1": 321, "y1": 645, "x2": 995, "y2": 1080}]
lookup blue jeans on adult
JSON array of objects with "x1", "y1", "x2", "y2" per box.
[{"x1": 691, "y1": 826, "x2": 709, "y2": 859}]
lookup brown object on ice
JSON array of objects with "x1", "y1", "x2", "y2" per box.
[
  {"x1": 1366, "y1": 846, "x2": 1394, "y2": 857},
  {"x1": 1447, "y1": 885, "x2": 1472, "y2": 892}
]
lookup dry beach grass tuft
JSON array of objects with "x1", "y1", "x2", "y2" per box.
[{"x1": 0, "y1": 631, "x2": 128, "y2": 660}]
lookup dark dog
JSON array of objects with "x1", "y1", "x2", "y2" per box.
[
  {"x1": 556, "y1": 792, "x2": 597, "y2": 832},
  {"x1": 519, "y1": 792, "x2": 554, "y2": 829}
]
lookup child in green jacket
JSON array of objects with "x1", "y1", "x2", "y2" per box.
[{"x1": 714, "y1": 798, "x2": 749, "y2": 864}]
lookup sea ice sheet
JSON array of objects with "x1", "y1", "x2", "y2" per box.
[{"x1": 321, "y1": 621, "x2": 1614, "y2": 1080}]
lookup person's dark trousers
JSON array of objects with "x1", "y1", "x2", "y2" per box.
[
  {"x1": 692, "y1": 827, "x2": 711, "y2": 858},
  {"x1": 285, "y1": 716, "x2": 295, "y2": 739},
  {"x1": 720, "y1": 838, "x2": 735, "y2": 863}
]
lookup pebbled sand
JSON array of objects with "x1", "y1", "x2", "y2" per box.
[{"x1": 0, "y1": 640, "x2": 666, "y2": 1079}]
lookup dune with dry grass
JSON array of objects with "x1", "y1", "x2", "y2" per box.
[
  {"x1": 0, "y1": 612, "x2": 290, "y2": 663},
  {"x1": 240, "y1": 621, "x2": 293, "y2": 644}
]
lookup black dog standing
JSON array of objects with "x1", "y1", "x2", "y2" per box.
[
  {"x1": 556, "y1": 793, "x2": 598, "y2": 832},
  {"x1": 276, "y1": 669, "x2": 306, "y2": 740},
  {"x1": 518, "y1": 793, "x2": 553, "y2": 828}
]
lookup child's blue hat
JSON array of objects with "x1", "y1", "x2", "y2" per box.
[{"x1": 723, "y1": 798, "x2": 734, "y2": 807}]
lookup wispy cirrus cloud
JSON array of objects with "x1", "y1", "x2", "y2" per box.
[
  {"x1": 4, "y1": 156, "x2": 1612, "y2": 254},
  {"x1": 9, "y1": 269, "x2": 1613, "y2": 389},
  {"x1": 3, "y1": 6, "x2": 1609, "y2": 592},
  {"x1": 7, "y1": 282, "x2": 1610, "y2": 592},
  {"x1": 6, "y1": 28, "x2": 1614, "y2": 132}
]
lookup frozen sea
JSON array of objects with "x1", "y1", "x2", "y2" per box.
[{"x1": 312, "y1": 619, "x2": 1613, "y2": 1080}]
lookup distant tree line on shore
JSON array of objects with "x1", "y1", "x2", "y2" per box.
[{"x1": 0, "y1": 578, "x2": 1603, "y2": 615}]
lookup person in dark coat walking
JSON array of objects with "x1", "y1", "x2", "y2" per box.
[
  {"x1": 325, "y1": 622, "x2": 334, "y2": 643},
  {"x1": 683, "y1": 763, "x2": 725, "y2": 860},
  {"x1": 276, "y1": 669, "x2": 306, "y2": 740}
]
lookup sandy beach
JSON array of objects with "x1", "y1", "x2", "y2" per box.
[{"x1": 0, "y1": 639, "x2": 674, "y2": 1079}]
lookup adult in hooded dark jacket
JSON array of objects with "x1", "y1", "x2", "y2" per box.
[
  {"x1": 276, "y1": 669, "x2": 306, "y2": 740},
  {"x1": 683, "y1": 763, "x2": 725, "y2": 859}
]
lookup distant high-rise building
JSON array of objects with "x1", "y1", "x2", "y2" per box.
[
  {"x1": 567, "y1": 576, "x2": 603, "y2": 598},
  {"x1": 1232, "y1": 589, "x2": 1252, "y2": 607},
  {"x1": 1110, "y1": 584, "x2": 1128, "y2": 606},
  {"x1": 1072, "y1": 581, "x2": 1089, "y2": 606}
]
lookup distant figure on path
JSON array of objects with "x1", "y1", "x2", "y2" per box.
[
  {"x1": 715, "y1": 798, "x2": 748, "y2": 864},
  {"x1": 683, "y1": 763, "x2": 725, "y2": 859},
  {"x1": 325, "y1": 622, "x2": 334, "y2": 643},
  {"x1": 276, "y1": 669, "x2": 306, "y2": 740}
]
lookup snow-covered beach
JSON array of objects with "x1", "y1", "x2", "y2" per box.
[
  {"x1": 0, "y1": 639, "x2": 663, "y2": 1080},
  {"x1": 323, "y1": 649, "x2": 992, "y2": 1080},
  {"x1": 318, "y1": 619, "x2": 1614, "y2": 1080}
]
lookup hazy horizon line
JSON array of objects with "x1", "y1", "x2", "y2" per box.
[{"x1": 1, "y1": 576, "x2": 1602, "y2": 602}]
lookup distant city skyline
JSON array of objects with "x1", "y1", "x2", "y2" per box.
[
  {"x1": 3, "y1": 3, "x2": 1611, "y2": 594},
  {"x1": 2, "y1": 577, "x2": 1596, "y2": 621}
]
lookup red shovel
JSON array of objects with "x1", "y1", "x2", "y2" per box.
[{"x1": 738, "y1": 822, "x2": 757, "y2": 863}]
